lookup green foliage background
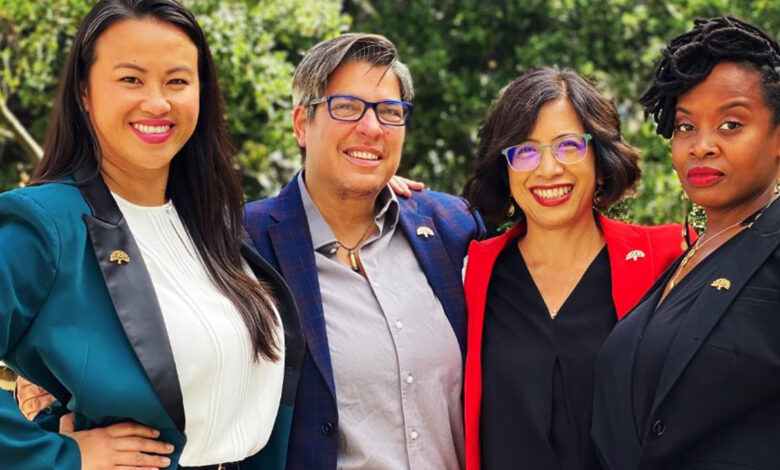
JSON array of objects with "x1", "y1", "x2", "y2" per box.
[{"x1": 1, "y1": 0, "x2": 778, "y2": 230}]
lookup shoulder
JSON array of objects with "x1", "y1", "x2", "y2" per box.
[
  {"x1": 403, "y1": 189, "x2": 485, "y2": 240},
  {"x1": 245, "y1": 196, "x2": 276, "y2": 218},
  {"x1": 404, "y1": 189, "x2": 470, "y2": 213},
  {"x1": 600, "y1": 215, "x2": 682, "y2": 240},
  {"x1": 244, "y1": 177, "x2": 301, "y2": 222},
  {"x1": 600, "y1": 216, "x2": 686, "y2": 264},
  {"x1": 0, "y1": 182, "x2": 88, "y2": 223}
]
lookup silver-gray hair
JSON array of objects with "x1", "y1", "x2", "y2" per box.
[{"x1": 292, "y1": 33, "x2": 414, "y2": 120}]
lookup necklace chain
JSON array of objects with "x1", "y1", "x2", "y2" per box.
[
  {"x1": 667, "y1": 189, "x2": 780, "y2": 292},
  {"x1": 336, "y1": 219, "x2": 376, "y2": 273},
  {"x1": 528, "y1": 229, "x2": 603, "y2": 320}
]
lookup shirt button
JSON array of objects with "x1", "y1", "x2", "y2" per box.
[
  {"x1": 652, "y1": 419, "x2": 665, "y2": 436},
  {"x1": 406, "y1": 374, "x2": 414, "y2": 384},
  {"x1": 410, "y1": 430, "x2": 419, "y2": 440},
  {"x1": 396, "y1": 320, "x2": 403, "y2": 329}
]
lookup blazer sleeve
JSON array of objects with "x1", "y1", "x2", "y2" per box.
[{"x1": 0, "y1": 190, "x2": 81, "y2": 468}]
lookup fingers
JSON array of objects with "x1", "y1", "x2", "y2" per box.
[
  {"x1": 115, "y1": 467, "x2": 163, "y2": 470},
  {"x1": 113, "y1": 435, "x2": 174, "y2": 455},
  {"x1": 59, "y1": 412, "x2": 75, "y2": 434},
  {"x1": 21, "y1": 394, "x2": 56, "y2": 420},
  {"x1": 17, "y1": 378, "x2": 56, "y2": 420},
  {"x1": 105, "y1": 421, "x2": 161, "y2": 439},
  {"x1": 115, "y1": 467, "x2": 164, "y2": 470},
  {"x1": 405, "y1": 178, "x2": 425, "y2": 190},
  {"x1": 113, "y1": 451, "x2": 171, "y2": 469},
  {"x1": 389, "y1": 176, "x2": 412, "y2": 198}
]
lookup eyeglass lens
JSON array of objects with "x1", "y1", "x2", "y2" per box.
[
  {"x1": 328, "y1": 96, "x2": 407, "y2": 125},
  {"x1": 506, "y1": 135, "x2": 589, "y2": 171}
]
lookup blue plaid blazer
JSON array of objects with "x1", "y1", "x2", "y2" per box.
[{"x1": 244, "y1": 175, "x2": 485, "y2": 470}]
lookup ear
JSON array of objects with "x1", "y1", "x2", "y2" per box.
[
  {"x1": 81, "y1": 82, "x2": 90, "y2": 113},
  {"x1": 292, "y1": 105, "x2": 308, "y2": 148}
]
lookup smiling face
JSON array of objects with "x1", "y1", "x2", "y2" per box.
[
  {"x1": 671, "y1": 62, "x2": 780, "y2": 216},
  {"x1": 82, "y1": 18, "x2": 199, "y2": 182},
  {"x1": 508, "y1": 98, "x2": 598, "y2": 231},
  {"x1": 293, "y1": 60, "x2": 405, "y2": 201}
]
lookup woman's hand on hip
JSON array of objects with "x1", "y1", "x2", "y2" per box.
[
  {"x1": 60, "y1": 413, "x2": 174, "y2": 470},
  {"x1": 16, "y1": 376, "x2": 56, "y2": 420}
]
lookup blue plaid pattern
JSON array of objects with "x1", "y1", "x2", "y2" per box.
[{"x1": 244, "y1": 176, "x2": 485, "y2": 470}]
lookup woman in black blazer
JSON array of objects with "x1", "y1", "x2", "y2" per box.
[{"x1": 592, "y1": 16, "x2": 780, "y2": 470}]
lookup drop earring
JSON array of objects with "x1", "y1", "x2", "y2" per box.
[{"x1": 681, "y1": 190, "x2": 691, "y2": 250}]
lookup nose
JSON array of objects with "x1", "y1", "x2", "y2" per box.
[
  {"x1": 139, "y1": 87, "x2": 171, "y2": 116},
  {"x1": 690, "y1": 129, "x2": 718, "y2": 159},
  {"x1": 537, "y1": 146, "x2": 564, "y2": 178},
  {"x1": 354, "y1": 106, "x2": 384, "y2": 138}
]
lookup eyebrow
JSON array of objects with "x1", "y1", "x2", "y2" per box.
[
  {"x1": 524, "y1": 132, "x2": 584, "y2": 142},
  {"x1": 676, "y1": 98, "x2": 752, "y2": 115},
  {"x1": 113, "y1": 62, "x2": 193, "y2": 75}
]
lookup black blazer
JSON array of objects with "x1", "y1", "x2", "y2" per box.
[{"x1": 592, "y1": 199, "x2": 780, "y2": 470}]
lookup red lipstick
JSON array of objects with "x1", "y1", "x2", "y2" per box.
[
  {"x1": 530, "y1": 184, "x2": 573, "y2": 207},
  {"x1": 129, "y1": 119, "x2": 175, "y2": 144},
  {"x1": 687, "y1": 166, "x2": 724, "y2": 187}
]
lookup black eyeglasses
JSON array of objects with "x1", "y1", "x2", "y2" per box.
[{"x1": 309, "y1": 94, "x2": 412, "y2": 126}]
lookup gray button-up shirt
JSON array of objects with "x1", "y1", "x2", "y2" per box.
[{"x1": 298, "y1": 174, "x2": 465, "y2": 470}]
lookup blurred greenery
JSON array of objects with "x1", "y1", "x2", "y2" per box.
[{"x1": 1, "y1": 0, "x2": 778, "y2": 231}]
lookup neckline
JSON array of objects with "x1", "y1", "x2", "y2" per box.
[
  {"x1": 513, "y1": 245, "x2": 609, "y2": 321},
  {"x1": 111, "y1": 191, "x2": 174, "y2": 213}
]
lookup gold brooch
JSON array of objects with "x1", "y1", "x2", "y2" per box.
[
  {"x1": 416, "y1": 226, "x2": 435, "y2": 238},
  {"x1": 109, "y1": 250, "x2": 130, "y2": 265},
  {"x1": 710, "y1": 278, "x2": 731, "y2": 291},
  {"x1": 625, "y1": 250, "x2": 646, "y2": 262}
]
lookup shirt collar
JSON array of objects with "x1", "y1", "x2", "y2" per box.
[{"x1": 297, "y1": 171, "x2": 400, "y2": 252}]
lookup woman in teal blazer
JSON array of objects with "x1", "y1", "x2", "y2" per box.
[{"x1": 0, "y1": 0, "x2": 303, "y2": 468}]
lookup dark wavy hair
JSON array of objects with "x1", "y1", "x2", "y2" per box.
[
  {"x1": 464, "y1": 68, "x2": 641, "y2": 223},
  {"x1": 33, "y1": 0, "x2": 279, "y2": 361},
  {"x1": 641, "y1": 16, "x2": 780, "y2": 138}
]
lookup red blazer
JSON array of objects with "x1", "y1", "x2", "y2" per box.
[{"x1": 463, "y1": 214, "x2": 694, "y2": 470}]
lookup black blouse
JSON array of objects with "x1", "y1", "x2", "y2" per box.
[{"x1": 480, "y1": 244, "x2": 614, "y2": 470}]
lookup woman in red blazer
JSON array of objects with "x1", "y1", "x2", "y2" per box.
[{"x1": 461, "y1": 69, "x2": 692, "y2": 470}]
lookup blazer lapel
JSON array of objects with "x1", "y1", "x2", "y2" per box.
[
  {"x1": 398, "y1": 198, "x2": 468, "y2": 355},
  {"x1": 648, "y1": 203, "x2": 780, "y2": 423},
  {"x1": 267, "y1": 181, "x2": 336, "y2": 397},
  {"x1": 74, "y1": 168, "x2": 185, "y2": 433},
  {"x1": 599, "y1": 215, "x2": 657, "y2": 319}
]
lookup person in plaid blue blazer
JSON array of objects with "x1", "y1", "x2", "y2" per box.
[{"x1": 244, "y1": 33, "x2": 485, "y2": 470}]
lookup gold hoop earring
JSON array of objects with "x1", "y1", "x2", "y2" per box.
[{"x1": 507, "y1": 201, "x2": 516, "y2": 218}]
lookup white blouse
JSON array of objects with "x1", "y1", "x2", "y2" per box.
[{"x1": 112, "y1": 193, "x2": 284, "y2": 466}]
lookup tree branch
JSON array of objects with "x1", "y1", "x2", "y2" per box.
[{"x1": 0, "y1": 95, "x2": 42, "y2": 163}]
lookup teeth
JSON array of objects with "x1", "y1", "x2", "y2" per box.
[
  {"x1": 348, "y1": 151, "x2": 380, "y2": 161},
  {"x1": 532, "y1": 186, "x2": 572, "y2": 199},
  {"x1": 132, "y1": 123, "x2": 172, "y2": 134}
]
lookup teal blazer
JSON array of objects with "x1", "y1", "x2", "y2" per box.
[{"x1": 0, "y1": 170, "x2": 304, "y2": 469}]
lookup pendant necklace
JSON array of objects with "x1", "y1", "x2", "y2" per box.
[{"x1": 336, "y1": 220, "x2": 376, "y2": 273}]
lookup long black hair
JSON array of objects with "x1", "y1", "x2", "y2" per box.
[
  {"x1": 641, "y1": 16, "x2": 780, "y2": 138},
  {"x1": 34, "y1": 0, "x2": 280, "y2": 361}
]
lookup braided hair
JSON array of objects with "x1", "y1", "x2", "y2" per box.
[{"x1": 641, "y1": 16, "x2": 780, "y2": 138}]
